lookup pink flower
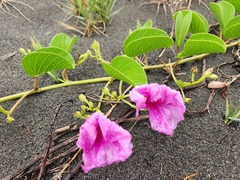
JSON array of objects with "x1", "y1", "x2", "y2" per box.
[
  {"x1": 76, "y1": 112, "x2": 132, "y2": 173},
  {"x1": 129, "y1": 83, "x2": 185, "y2": 137}
]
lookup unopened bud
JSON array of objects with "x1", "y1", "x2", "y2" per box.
[
  {"x1": 78, "y1": 94, "x2": 87, "y2": 102},
  {"x1": 6, "y1": 116, "x2": 14, "y2": 123},
  {"x1": 111, "y1": 91, "x2": 117, "y2": 98},
  {"x1": 102, "y1": 87, "x2": 110, "y2": 95},
  {"x1": 81, "y1": 105, "x2": 87, "y2": 110},
  {"x1": 77, "y1": 50, "x2": 92, "y2": 66},
  {"x1": 191, "y1": 66, "x2": 198, "y2": 74},
  {"x1": 203, "y1": 68, "x2": 214, "y2": 78},
  {"x1": 208, "y1": 74, "x2": 218, "y2": 80},
  {"x1": 184, "y1": 97, "x2": 192, "y2": 104},
  {"x1": 27, "y1": 49, "x2": 32, "y2": 53},
  {"x1": 92, "y1": 40, "x2": 100, "y2": 50},
  {"x1": 91, "y1": 40, "x2": 101, "y2": 59},
  {"x1": 30, "y1": 37, "x2": 39, "y2": 50},
  {"x1": 19, "y1": 48, "x2": 27, "y2": 55},
  {"x1": 74, "y1": 111, "x2": 84, "y2": 119}
]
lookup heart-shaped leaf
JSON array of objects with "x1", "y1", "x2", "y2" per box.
[
  {"x1": 224, "y1": 0, "x2": 240, "y2": 14},
  {"x1": 49, "y1": 33, "x2": 78, "y2": 53},
  {"x1": 124, "y1": 27, "x2": 174, "y2": 57},
  {"x1": 174, "y1": 10, "x2": 208, "y2": 34},
  {"x1": 175, "y1": 11, "x2": 192, "y2": 48},
  {"x1": 101, "y1": 55, "x2": 147, "y2": 86},
  {"x1": 223, "y1": 15, "x2": 240, "y2": 39},
  {"x1": 22, "y1": 47, "x2": 75, "y2": 77},
  {"x1": 209, "y1": 1, "x2": 235, "y2": 30},
  {"x1": 177, "y1": 33, "x2": 226, "y2": 58}
]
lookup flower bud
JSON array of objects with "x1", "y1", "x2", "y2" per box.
[
  {"x1": 111, "y1": 91, "x2": 117, "y2": 98},
  {"x1": 78, "y1": 94, "x2": 87, "y2": 102},
  {"x1": 6, "y1": 116, "x2": 14, "y2": 123},
  {"x1": 91, "y1": 40, "x2": 101, "y2": 59},
  {"x1": 91, "y1": 40, "x2": 100, "y2": 51},
  {"x1": 208, "y1": 74, "x2": 218, "y2": 80},
  {"x1": 184, "y1": 97, "x2": 192, "y2": 104},
  {"x1": 202, "y1": 68, "x2": 214, "y2": 78},
  {"x1": 27, "y1": 49, "x2": 32, "y2": 53},
  {"x1": 74, "y1": 111, "x2": 84, "y2": 119},
  {"x1": 30, "y1": 37, "x2": 39, "y2": 50},
  {"x1": 19, "y1": 48, "x2": 27, "y2": 55},
  {"x1": 191, "y1": 66, "x2": 198, "y2": 74},
  {"x1": 81, "y1": 105, "x2": 87, "y2": 110},
  {"x1": 102, "y1": 87, "x2": 110, "y2": 95},
  {"x1": 77, "y1": 50, "x2": 92, "y2": 66}
]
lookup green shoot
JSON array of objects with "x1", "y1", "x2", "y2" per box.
[
  {"x1": 224, "y1": 98, "x2": 240, "y2": 125},
  {"x1": 56, "y1": 0, "x2": 122, "y2": 37}
]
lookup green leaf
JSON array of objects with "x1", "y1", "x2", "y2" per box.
[
  {"x1": 223, "y1": 15, "x2": 240, "y2": 39},
  {"x1": 49, "y1": 33, "x2": 78, "y2": 53},
  {"x1": 142, "y1": 20, "x2": 153, "y2": 28},
  {"x1": 136, "y1": 20, "x2": 153, "y2": 29},
  {"x1": 101, "y1": 55, "x2": 147, "y2": 86},
  {"x1": 224, "y1": 0, "x2": 240, "y2": 14},
  {"x1": 124, "y1": 28, "x2": 174, "y2": 57},
  {"x1": 175, "y1": 11, "x2": 192, "y2": 47},
  {"x1": 22, "y1": 47, "x2": 75, "y2": 77},
  {"x1": 209, "y1": 1, "x2": 235, "y2": 30},
  {"x1": 174, "y1": 10, "x2": 208, "y2": 34},
  {"x1": 177, "y1": 33, "x2": 226, "y2": 58}
]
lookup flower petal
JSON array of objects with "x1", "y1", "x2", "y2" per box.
[
  {"x1": 129, "y1": 87, "x2": 147, "y2": 116},
  {"x1": 77, "y1": 112, "x2": 132, "y2": 173},
  {"x1": 130, "y1": 83, "x2": 186, "y2": 136}
]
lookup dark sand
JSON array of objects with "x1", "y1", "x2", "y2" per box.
[{"x1": 0, "y1": 0, "x2": 239, "y2": 179}]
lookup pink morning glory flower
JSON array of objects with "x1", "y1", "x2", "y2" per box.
[
  {"x1": 76, "y1": 112, "x2": 132, "y2": 173},
  {"x1": 129, "y1": 83, "x2": 185, "y2": 137}
]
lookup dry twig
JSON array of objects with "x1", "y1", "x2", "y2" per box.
[
  {"x1": 0, "y1": 51, "x2": 18, "y2": 61},
  {"x1": 4, "y1": 136, "x2": 78, "y2": 180},
  {"x1": 0, "y1": 0, "x2": 34, "y2": 22},
  {"x1": 38, "y1": 101, "x2": 71, "y2": 180}
]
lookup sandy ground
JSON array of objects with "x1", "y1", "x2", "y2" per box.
[{"x1": 0, "y1": 0, "x2": 240, "y2": 179}]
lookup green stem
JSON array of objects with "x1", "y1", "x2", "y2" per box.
[
  {"x1": 0, "y1": 77, "x2": 112, "y2": 103},
  {"x1": 47, "y1": 72, "x2": 64, "y2": 83},
  {"x1": 170, "y1": 64, "x2": 186, "y2": 99},
  {"x1": 8, "y1": 90, "x2": 33, "y2": 117},
  {"x1": 226, "y1": 38, "x2": 240, "y2": 47},
  {"x1": 144, "y1": 38, "x2": 240, "y2": 71},
  {"x1": 179, "y1": 88, "x2": 186, "y2": 99},
  {"x1": 144, "y1": 53, "x2": 207, "y2": 70},
  {"x1": 119, "y1": 80, "x2": 123, "y2": 96},
  {"x1": 169, "y1": 64, "x2": 178, "y2": 84},
  {"x1": 0, "y1": 105, "x2": 9, "y2": 115},
  {"x1": 191, "y1": 73, "x2": 195, "y2": 83},
  {"x1": 62, "y1": 70, "x2": 69, "y2": 81},
  {"x1": 121, "y1": 99, "x2": 136, "y2": 109},
  {"x1": 121, "y1": 94, "x2": 130, "y2": 98},
  {"x1": 97, "y1": 78, "x2": 112, "y2": 109},
  {"x1": 1, "y1": 39, "x2": 240, "y2": 104}
]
